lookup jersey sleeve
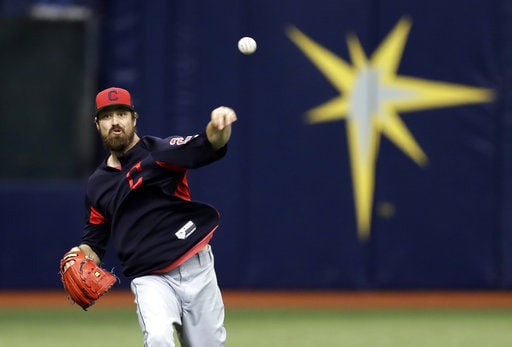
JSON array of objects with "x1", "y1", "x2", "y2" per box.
[
  {"x1": 151, "y1": 133, "x2": 227, "y2": 168},
  {"x1": 80, "y1": 197, "x2": 110, "y2": 260}
]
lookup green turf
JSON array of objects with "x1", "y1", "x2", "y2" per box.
[
  {"x1": 0, "y1": 307, "x2": 141, "y2": 347},
  {"x1": 226, "y1": 308, "x2": 512, "y2": 347},
  {"x1": 0, "y1": 307, "x2": 511, "y2": 346}
]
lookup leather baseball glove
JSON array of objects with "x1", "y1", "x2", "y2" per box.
[{"x1": 59, "y1": 249, "x2": 118, "y2": 310}]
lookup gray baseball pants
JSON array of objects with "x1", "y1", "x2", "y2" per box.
[{"x1": 130, "y1": 246, "x2": 226, "y2": 346}]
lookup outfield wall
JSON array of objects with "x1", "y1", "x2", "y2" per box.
[{"x1": 1, "y1": 0, "x2": 512, "y2": 290}]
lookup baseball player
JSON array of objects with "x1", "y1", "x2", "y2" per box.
[{"x1": 67, "y1": 87, "x2": 236, "y2": 346}]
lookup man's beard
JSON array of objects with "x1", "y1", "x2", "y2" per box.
[{"x1": 101, "y1": 126, "x2": 136, "y2": 154}]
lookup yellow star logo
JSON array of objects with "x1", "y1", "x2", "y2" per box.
[{"x1": 286, "y1": 17, "x2": 495, "y2": 240}]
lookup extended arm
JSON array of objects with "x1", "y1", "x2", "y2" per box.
[{"x1": 206, "y1": 106, "x2": 237, "y2": 150}]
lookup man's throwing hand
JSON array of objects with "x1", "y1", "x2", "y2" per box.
[{"x1": 210, "y1": 106, "x2": 237, "y2": 130}]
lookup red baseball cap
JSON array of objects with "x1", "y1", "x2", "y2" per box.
[{"x1": 95, "y1": 87, "x2": 135, "y2": 116}]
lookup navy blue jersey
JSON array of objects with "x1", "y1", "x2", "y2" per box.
[{"x1": 81, "y1": 133, "x2": 227, "y2": 278}]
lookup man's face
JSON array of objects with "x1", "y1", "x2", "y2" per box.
[{"x1": 96, "y1": 107, "x2": 137, "y2": 153}]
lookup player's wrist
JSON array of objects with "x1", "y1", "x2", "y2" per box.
[{"x1": 78, "y1": 244, "x2": 101, "y2": 264}]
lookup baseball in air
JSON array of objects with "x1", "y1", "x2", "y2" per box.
[{"x1": 238, "y1": 36, "x2": 257, "y2": 55}]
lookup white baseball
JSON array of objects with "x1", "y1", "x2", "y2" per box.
[{"x1": 238, "y1": 36, "x2": 257, "y2": 55}]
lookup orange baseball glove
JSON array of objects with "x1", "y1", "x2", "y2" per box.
[{"x1": 59, "y1": 250, "x2": 118, "y2": 310}]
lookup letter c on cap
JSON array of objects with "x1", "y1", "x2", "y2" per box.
[{"x1": 108, "y1": 90, "x2": 119, "y2": 101}]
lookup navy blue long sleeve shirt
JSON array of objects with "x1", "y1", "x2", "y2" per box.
[{"x1": 81, "y1": 133, "x2": 226, "y2": 278}]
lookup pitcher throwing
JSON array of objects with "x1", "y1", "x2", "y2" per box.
[{"x1": 62, "y1": 87, "x2": 237, "y2": 346}]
